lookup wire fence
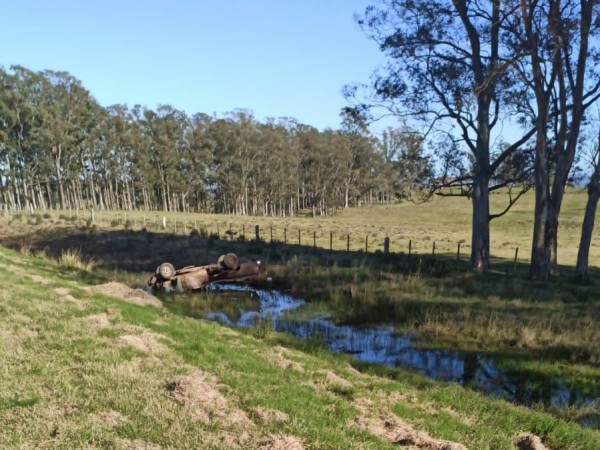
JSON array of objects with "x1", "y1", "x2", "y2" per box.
[{"x1": 1, "y1": 208, "x2": 529, "y2": 271}]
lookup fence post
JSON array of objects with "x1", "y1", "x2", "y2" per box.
[
  {"x1": 432, "y1": 241, "x2": 436, "y2": 256},
  {"x1": 347, "y1": 234, "x2": 350, "y2": 252},
  {"x1": 270, "y1": 227, "x2": 273, "y2": 243},
  {"x1": 330, "y1": 232, "x2": 333, "y2": 251},
  {"x1": 384, "y1": 237, "x2": 390, "y2": 254},
  {"x1": 409, "y1": 240, "x2": 412, "y2": 257},
  {"x1": 513, "y1": 247, "x2": 519, "y2": 273},
  {"x1": 457, "y1": 242, "x2": 461, "y2": 261},
  {"x1": 365, "y1": 235, "x2": 368, "y2": 253},
  {"x1": 298, "y1": 229, "x2": 301, "y2": 245},
  {"x1": 255, "y1": 225, "x2": 260, "y2": 242},
  {"x1": 284, "y1": 228, "x2": 287, "y2": 244}
]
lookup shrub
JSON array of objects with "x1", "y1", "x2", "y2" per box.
[{"x1": 58, "y1": 248, "x2": 95, "y2": 272}]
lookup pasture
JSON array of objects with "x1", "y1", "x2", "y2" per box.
[
  {"x1": 1, "y1": 188, "x2": 599, "y2": 443},
  {"x1": 7, "y1": 188, "x2": 597, "y2": 269}
]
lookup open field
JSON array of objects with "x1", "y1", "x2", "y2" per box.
[
  {"x1": 6, "y1": 188, "x2": 597, "y2": 268},
  {"x1": 1, "y1": 189, "x2": 599, "y2": 438},
  {"x1": 1, "y1": 246, "x2": 600, "y2": 449}
]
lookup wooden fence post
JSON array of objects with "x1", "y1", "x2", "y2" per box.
[
  {"x1": 284, "y1": 228, "x2": 287, "y2": 244},
  {"x1": 255, "y1": 225, "x2": 260, "y2": 242},
  {"x1": 298, "y1": 229, "x2": 301, "y2": 245},
  {"x1": 513, "y1": 247, "x2": 519, "y2": 273},
  {"x1": 365, "y1": 235, "x2": 368, "y2": 253},
  {"x1": 432, "y1": 241, "x2": 436, "y2": 256},
  {"x1": 457, "y1": 242, "x2": 461, "y2": 261},
  {"x1": 347, "y1": 234, "x2": 350, "y2": 252},
  {"x1": 330, "y1": 232, "x2": 333, "y2": 251},
  {"x1": 313, "y1": 230, "x2": 316, "y2": 248},
  {"x1": 409, "y1": 240, "x2": 412, "y2": 257},
  {"x1": 384, "y1": 237, "x2": 390, "y2": 254},
  {"x1": 270, "y1": 227, "x2": 273, "y2": 243}
]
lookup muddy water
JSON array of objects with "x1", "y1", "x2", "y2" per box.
[{"x1": 195, "y1": 285, "x2": 598, "y2": 427}]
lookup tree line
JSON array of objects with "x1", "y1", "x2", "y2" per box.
[
  {"x1": 0, "y1": 66, "x2": 431, "y2": 218},
  {"x1": 352, "y1": 0, "x2": 600, "y2": 279}
]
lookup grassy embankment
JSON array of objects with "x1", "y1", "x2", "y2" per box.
[
  {"x1": 1, "y1": 189, "x2": 599, "y2": 424},
  {"x1": 3, "y1": 189, "x2": 599, "y2": 354},
  {"x1": 1, "y1": 245, "x2": 600, "y2": 449}
]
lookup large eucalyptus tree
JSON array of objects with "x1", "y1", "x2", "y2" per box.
[{"x1": 353, "y1": 0, "x2": 535, "y2": 271}]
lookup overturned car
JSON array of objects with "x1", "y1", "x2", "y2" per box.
[{"x1": 148, "y1": 253, "x2": 260, "y2": 292}]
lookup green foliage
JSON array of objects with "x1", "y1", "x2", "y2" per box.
[{"x1": 0, "y1": 66, "x2": 424, "y2": 218}]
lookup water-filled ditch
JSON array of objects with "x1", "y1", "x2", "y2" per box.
[{"x1": 172, "y1": 284, "x2": 600, "y2": 428}]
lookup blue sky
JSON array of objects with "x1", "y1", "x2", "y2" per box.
[{"x1": 0, "y1": 0, "x2": 387, "y2": 130}]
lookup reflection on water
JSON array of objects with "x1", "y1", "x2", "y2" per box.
[{"x1": 198, "y1": 285, "x2": 599, "y2": 427}]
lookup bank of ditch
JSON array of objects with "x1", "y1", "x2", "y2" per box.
[{"x1": 0, "y1": 246, "x2": 600, "y2": 449}]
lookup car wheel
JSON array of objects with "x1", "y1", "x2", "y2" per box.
[
  {"x1": 158, "y1": 262, "x2": 176, "y2": 280},
  {"x1": 218, "y1": 253, "x2": 239, "y2": 270}
]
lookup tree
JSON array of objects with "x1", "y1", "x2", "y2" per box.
[
  {"x1": 352, "y1": 0, "x2": 535, "y2": 272},
  {"x1": 576, "y1": 128, "x2": 600, "y2": 279},
  {"x1": 0, "y1": 63, "x2": 409, "y2": 216},
  {"x1": 504, "y1": 0, "x2": 600, "y2": 278},
  {"x1": 339, "y1": 111, "x2": 377, "y2": 208}
]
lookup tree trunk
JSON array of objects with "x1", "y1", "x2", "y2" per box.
[
  {"x1": 576, "y1": 139, "x2": 600, "y2": 280},
  {"x1": 529, "y1": 132, "x2": 550, "y2": 279},
  {"x1": 575, "y1": 178, "x2": 599, "y2": 280},
  {"x1": 344, "y1": 185, "x2": 349, "y2": 208},
  {"x1": 470, "y1": 168, "x2": 490, "y2": 271},
  {"x1": 45, "y1": 181, "x2": 53, "y2": 209}
]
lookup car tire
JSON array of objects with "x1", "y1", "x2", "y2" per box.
[
  {"x1": 218, "y1": 253, "x2": 239, "y2": 270},
  {"x1": 158, "y1": 262, "x2": 176, "y2": 280}
]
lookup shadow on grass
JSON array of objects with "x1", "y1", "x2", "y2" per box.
[{"x1": 2, "y1": 226, "x2": 600, "y2": 366}]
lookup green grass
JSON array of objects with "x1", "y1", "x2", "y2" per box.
[
  {"x1": 0, "y1": 246, "x2": 599, "y2": 449},
  {"x1": 1, "y1": 190, "x2": 600, "y2": 445},
  {"x1": 1, "y1": 194, "x2": 600, "y2": 367},
  {"x1": 4, "y1": 187, "x2": 598, "y2": 266}
]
